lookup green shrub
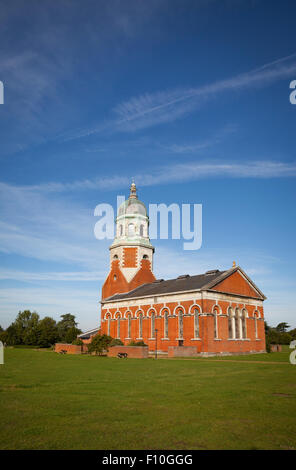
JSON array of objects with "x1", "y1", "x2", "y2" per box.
[
  {"x1": 110, "y1": 338, "x2": 124, "y2": 346},
  {"x1": 72, "y1": 338, "x2": 83, "y2": 346},
  {"x1": 128, "y1": 340, "x2": 147, "y2": 347},
  {"x1": 87, "y1": 334, "x2": 113, "y2": 355}
]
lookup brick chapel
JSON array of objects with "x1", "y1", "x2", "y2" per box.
[{"x1": 81, "y1": 182, "x2": 266, "y2": 356}]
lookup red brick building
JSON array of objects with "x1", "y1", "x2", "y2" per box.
[{"x1": 97, "y1": 182, "x2": 266, "y2": 356}]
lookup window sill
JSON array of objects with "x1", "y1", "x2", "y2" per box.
[{"x1": 191, "y1": 338, "x2": 201, "y2": 341}]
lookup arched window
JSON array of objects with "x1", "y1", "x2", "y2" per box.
[
  {"x1": 163, "y1": 310, "x2": 169, "y2": 338},
  {"x1": 213, "y1": 306, "x2": 219, "y2": 339},
  {"x1": 119, "y1": 225, "x2": 123, "y2": 236},
  {"x1": 107, "y1": 315, "x2": 111, "y2": 336},
  {"x1": 178, "y1": 309, "x2": 183, "y2": 339},
  {"x1": 128, "y1": 223, "x2": 135, "y2": 236},
  {"x1": 116, "y1": 315, "x2": 121, "y2": 339},
  {"x1": 193, "y1": 308, "x2": 200, "y2": 338},
  {"x1": 254, "y1": 311, "x2": 258, "y2": 339},
  {"x1": 140, "y1": 225, "x2": 144, "y2": 236},
  {"x1": 242, "y1": 309, "x2": 247, "y2": 339},
  {"x1": 138, "y1": 313, "x2": 143, "y2": 338},
  {"x1": 113, "y1": 254, "x2": 118, "y2": 259},
  {"x1": 235, "y1": 308, "x2": 242, "y2": 339},
  {"x1": 127, "y1": 313, "x2": 131, "y2": 338},
  {"x1": 228, "y1": 307, "x2": 234, "y2": 339},
  {"x1": 151, "y1": 311, "x2": 155, "y2": 338},
  {"x1": 143, "y1": 254, "x2": 148, "y2": 259}
]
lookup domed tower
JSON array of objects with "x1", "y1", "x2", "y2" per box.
[{"x1": 101, "y1": 182, "x2": 155, "y2": 299}]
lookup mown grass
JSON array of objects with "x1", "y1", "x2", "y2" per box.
[
  {"x1": 0, "y1": 348, "x2": 295, "y2": 450},
  {"x1": 174, "y1": 345, "x2": 292, "y2": 362}
]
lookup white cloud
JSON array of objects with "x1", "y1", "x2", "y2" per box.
[
  {"x1": 70, "y1": 52, "x2": 296, "y2": 137},
  {"x1": 5, "y1": 160, "x2": 295, "y2": 195}
]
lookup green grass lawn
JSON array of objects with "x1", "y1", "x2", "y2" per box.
[{"x1": 0, "y1": 347, "x2": 295, "y2": 450}]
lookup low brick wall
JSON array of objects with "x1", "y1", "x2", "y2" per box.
[
  {"x1": 107, "y1": 345, "x2": 149, "y2": 358},
  {"x1": 55, "y1": 343, "x2": 82, "y2": 354},
  {"x1": 270, "y1": 344, "x2": 282, "y2": 352},
  {"x1": 168, "y1": 346, "x2": 198, "y2": 358}
]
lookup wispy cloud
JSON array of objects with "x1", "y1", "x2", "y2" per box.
[
  {"x1": 70, "y1": 52, "x2": 296, "y2": 138},
  {"x1": 4, "y1": 160, "x2": 295, "y2": 195}
]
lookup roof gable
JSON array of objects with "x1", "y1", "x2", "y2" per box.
[{"x1": 206, "y1": 267, "x2": 266, "y2": 300}]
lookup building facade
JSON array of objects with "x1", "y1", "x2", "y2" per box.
[{"x1": 98, "y1": 183, "x2": 266, "y2": 355}]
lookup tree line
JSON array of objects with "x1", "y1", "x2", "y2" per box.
[
  {"x1": 265, "y1": 321, "x2": 296, "y2": 351},
  {"x1": 0, "y1": 310, "x2": 81, "y2": 348}
]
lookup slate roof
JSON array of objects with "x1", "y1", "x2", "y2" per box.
[
  {"x1": 102, "y1": 266, "x2": 266, "y2": 303},
  {"x1": 103, "y1": 269, "x2": 227, "y2": 302}
]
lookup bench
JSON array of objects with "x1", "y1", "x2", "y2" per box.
[{"x1": 117, "y1": 352, "x2": 128, "y2": 359}]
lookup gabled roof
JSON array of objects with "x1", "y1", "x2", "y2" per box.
[
  {"x1": 102, "y1": 266, "x2": 266, "y2": 303},
  {"x1": 78, "y1": 327, "x2": 100, "y2": 339}
]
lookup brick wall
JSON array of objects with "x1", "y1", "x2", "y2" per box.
[
  {"x1": 55, "y1": 343, "x2": 82, "y2": 354},
  {"x1": 168, "y1": 346, "x2": 198, "y2": 357},
  {"x1": 107, "y1": 345, "x2": 149, "y2": 358}
]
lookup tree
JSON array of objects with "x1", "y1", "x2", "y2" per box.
[
  {"x1": 276, "y1": 322, "x2": 290, "y2": 333},
  {"x1": 37, "y1": 317, "x2": 59, "y2": 348},
  {"x1": 14, "y1": 310, "x2": 40, "y2": 345},
  {"x1": 64, "y1": 327, "x2": 82, "y2": 344},
  {"x1": 57, "y1": 314, "x2": 81, "y2": 342},
  {"x1": 289, "y1": 328, "x2": 296, "y2": 340},
  {"x1": 87, "y1": 334, "x2": 112, "y2": 355},
  {"x1": 2, "y1": 324, "x2": 20, "y2": 345}
]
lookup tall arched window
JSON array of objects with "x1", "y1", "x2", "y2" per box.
[
  {"x1": 254, "y1": 311, "x2": 258, "y2": 339},
  {"x1": 151, "y1": 312, "x2": 155, "y2": 338},
  {"x1": 127, "y1": 313, "x2": 131, "y2": 338},
  {"x1": 242, "y1": 309, "x2": 247, "y2": 339},
  {"x1": 193, "y1": 308, "x2": 200, "y2": 338},
  {"x1": 119, "y1": 225, "x2": 123, "y2": 236},
  {"x1": 163, "y1": 310, "x2": 169, "y2": 338},
  {"x1": 235, "y1": 308, "x2": 242, "y2": 339},
  {"x1": 178, "y1": 309, "x2": 183, "y2": 339},
  {"x1": 140, "y1": 225, "x2": 144, "y2": 236},
  {"x1": 228, "y1": 308, "x2": 234, "y2": 339},
  {"x1": 116, "y1": 315, "x2": 121, "y2": 339},
  {"x1": 138, "y1": 313, "x2": 143, "y2": 338},
  {"x1": 107, "y1": 315, "x2": 111, "y2": 336},
  {"x1": 213, "y1": 307, "x2": 219, "y2": 339}
]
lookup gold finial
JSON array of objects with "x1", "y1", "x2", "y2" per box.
[
  {"x1": 129, "y1": 179, "x2": 137, "y2": 199},
  {"x1": 232, "y1": 261, "x2": 236, "y2": 267}
]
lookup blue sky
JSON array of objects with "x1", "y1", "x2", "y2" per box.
[{"x1": 0, "y1": 0, "x2": 295, "y2": 330}]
